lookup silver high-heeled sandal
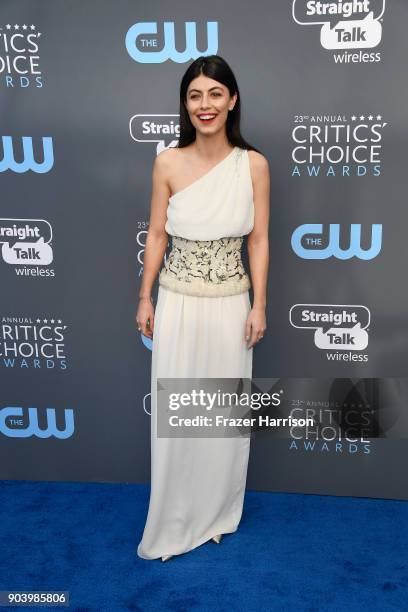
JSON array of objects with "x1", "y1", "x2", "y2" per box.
[
  {"x1": 161, "y1": 554, "x2": 173, "y2": 562},
  {"x1": 211, "y1": 534, "x2": 223, "y2": 544}
]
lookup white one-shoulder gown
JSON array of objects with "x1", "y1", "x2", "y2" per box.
[{"x1": 137, "y1": 145, "x2": 255, "y2": 560}]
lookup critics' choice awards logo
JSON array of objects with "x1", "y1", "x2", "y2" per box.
[
  {"x1": 291, "y1": 114, "x2": 387, "y2": 177},
  {"x1": 289, "y1": 304, "x2": 370, "y2": 361},
  {"x1": 0, "y1": 405, "x2": 74, "y2": 439},
  {"x1": 0, "y1": 135, "x2": 54, "y2": 172},
  {"x1": 0, "y1": 219, "x2": 55, "y2": 275},
  {"x1": 129, "y1": 114, "x2": 180, "y2": 151},
  {"x1": 125, "y1": 21, "x2": 218, "y2": 63},
  {"x1": 292, "y1": 0, "x2": 385, "y2": 62},
  {"x1": 288, "y1": 397, "x2": 372, "y2": 454},
  {"x1": 291, "y1": 223, "x2": 382, "y2": 260},
  {"x1": 0, "y1": 23, "x2": 43, "y2": 87},
  {"x1": 0, "y1": 316, "x2": 68, "y2": 370}
]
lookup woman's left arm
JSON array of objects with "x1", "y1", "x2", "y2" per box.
[{"x1": 245, "y1": 150, "x2": 270, "y2": 349}]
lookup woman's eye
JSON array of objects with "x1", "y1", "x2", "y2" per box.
[{"x1": 189, "y1": 92, "x2": 222, "y2": 100}]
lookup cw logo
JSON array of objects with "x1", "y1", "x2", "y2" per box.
[
  {"x1": 125, "y1": 21, "x2": 218, "y2": 63},
  {"x1": 0, "y1": 136, "x2": 54, "y2": 173},
  {"x1": 0, "y1": 406, "x2": 74, "y2": 438},
  {"x1": 291, "y1": 223, "x2": 382, "y2": 260}
]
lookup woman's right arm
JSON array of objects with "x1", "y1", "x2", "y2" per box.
[{"x1": 135, "y1": 150, "x2": 172, "y2": 338}]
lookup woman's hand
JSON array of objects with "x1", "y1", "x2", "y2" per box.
[
  {"x1": 136, "y1": 297, "x2": 155, "y2": 338},
  {"x1": 245, "y1": 306, "x2": 266, "y2": 349}
]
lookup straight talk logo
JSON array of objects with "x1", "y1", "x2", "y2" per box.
[
  {"x1": 0, "y1": 218, "x2": 55, "y2": 276},
  {"x1": 289, "y1": 304, "x2": 370, "y2": 362},
  {"x1": 292, "y1": 0, "x2": 386, "y2": 63}
]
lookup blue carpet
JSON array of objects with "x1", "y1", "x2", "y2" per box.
[{"x1": 0, "y1": 480, "x2": 407, "y2": 611}]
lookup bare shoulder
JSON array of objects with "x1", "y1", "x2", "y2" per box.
[
  {"x1": 247, "y1": 149, "x2": 269, "y2": 175},
  {"x1": 247, "y1": 149, "x2": 270, "y2": 193},
  {"x1": 151, "y1": 148, "x2": 180, "y2": 194},
  {"x1": 154, "y1": 146, "x2": 179, "y2": 171}
]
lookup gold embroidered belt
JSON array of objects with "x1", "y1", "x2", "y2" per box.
[{"x1": 158, "y1": 236, "x2": 251, "y2": 297}]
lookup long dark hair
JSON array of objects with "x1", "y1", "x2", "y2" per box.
[{"x1": 176, "y1": 55, "x2": 261, "y2": 154}]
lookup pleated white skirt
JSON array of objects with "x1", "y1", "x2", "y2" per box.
[{"x1": 137, "y1": 285, "x2": 253, "y2": 560}]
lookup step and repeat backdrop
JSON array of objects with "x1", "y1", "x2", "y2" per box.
[{"x1": 1, "y1": 1, "x2": 408, "y2": 499}]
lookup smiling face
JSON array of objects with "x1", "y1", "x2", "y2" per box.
[{"x1": 185, "y1": 74, "x2": 237, "y2": 135}]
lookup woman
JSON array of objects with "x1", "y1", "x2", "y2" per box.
[{"x1": 136, "y1": 54, "x2": 270, "y2": 561}]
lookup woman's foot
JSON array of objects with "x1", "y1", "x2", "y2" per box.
[
  {"x1": 211, "y1": 534, "x2": 223, "y2": 544},
  {"x1": 161, "y1": 554, "x2": 173, "y2": 562}
]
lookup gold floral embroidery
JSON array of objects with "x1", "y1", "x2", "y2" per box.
[{"x1": 159, "y1": 236, "x2": 251, "y2": 297}]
